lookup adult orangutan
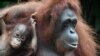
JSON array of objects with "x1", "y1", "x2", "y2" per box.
[
  {"x1": 0, "y1": 0, "x2": 97, "y2": 56},
  {"x1": 31, "y1": 0, "x2": 97, "y2": 56}
]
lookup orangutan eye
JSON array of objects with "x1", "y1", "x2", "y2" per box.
[
  {"x1": 21, "y1": 36, "x2": 25, "y2": 41},
  {"x1": 64, "y1": 19, "x2": 71, "y2": 27},
  {"x1": 16, "y1": 33, "x2": 20, "y2": 37},
  {"x1": 72, "y1": 19, "x2": 77, "y2": 27}
]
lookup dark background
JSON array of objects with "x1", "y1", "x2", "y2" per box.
[{"x1": 0, "y1": 0, "x2": 100, "y2": 55}]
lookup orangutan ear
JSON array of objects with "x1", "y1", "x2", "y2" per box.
[{"x1": 31, "y1": 12, "x2": 37, "y2": 21}]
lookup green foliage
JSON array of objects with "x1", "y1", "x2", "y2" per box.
[
  {"x1": 0, "y1": 2, "x2": 10, "y2": 8},
  {"x1": 0, "y1": 0, "x2": 17, "y2": 8}
]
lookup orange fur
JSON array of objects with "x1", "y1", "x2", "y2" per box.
[
  {"x1": 0, "y1": 0, "x2": 60, "y2": 55},
  {"x1": 0, "y1": 1, "x2": 42, "y2": 56},
  {"x1": 0, "y1": 0, "x2": 97, "y2": 56},
  {"x1": 0, "y1": 1, "x2": 42, "y2": 31},
  {"x1": 35, "y1": 0, "x2": 97, "y2": 56}
]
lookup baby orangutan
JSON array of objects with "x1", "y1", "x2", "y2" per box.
[{"x1": 0, "y1": 15, "x2": 37, "y2": 56}]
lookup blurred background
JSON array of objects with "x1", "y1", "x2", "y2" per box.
[{"x1": 0, "y1": 0, "x2": 100, "y2": 55}]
